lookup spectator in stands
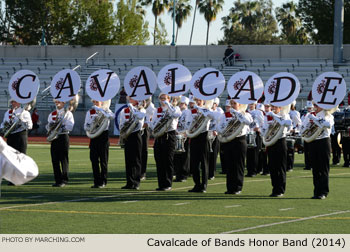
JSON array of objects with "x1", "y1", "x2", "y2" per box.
[
  {"x1": 223, "y1": 45, "x2": 234, "y2": 66},
  {"x1": 30, "y1": 108, "x2": 40, "y2": 135}
]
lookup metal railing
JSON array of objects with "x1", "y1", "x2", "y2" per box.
[{"x1": 85, "y1": 52, "x2": 99, "y2": 65}]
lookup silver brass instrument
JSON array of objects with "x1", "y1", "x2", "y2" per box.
[
  {"x1": 175, "y1": 133, "x2": 187, "y2": 153},
  {"x1": 262, "y1": 119, "x2": 284, "y2": 147},
  {"x1": 207, "y1": 131, "x2": 216, "y2": 152},
  {"x1": 47, "y1": 95, "x2": 79, "y2": 142},
  {"x1": 217, "y1": 111, "x2": 244, "y2": 143},
  {"x1": 86, "y1": 110, "x2": 109, "y2": 139},
  {"x1": 119, "y1": 104, "x2": 138, "y2": 141},
  {"x1": 186, "y1": 109, "x2": 210, "y2": 138},
  {"x1": 301, "y1": 121, "x2": 323, "y2": 143},
  {"x1": 152, "y1": 101, "x2": 176, "y2": 138},
  {"x1": 246, "y1": 132, "x2": 257, "y2": 148},
  {"x1": 86, "y1": 100, "x2": 111, "y2": 139},
  {"x1": 3, "y1": 99, "x2": 36, "y2": 138}
]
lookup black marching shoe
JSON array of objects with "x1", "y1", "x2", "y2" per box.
[{"x1": 188, "y1": 186, "x2": 202, "y2": 192}]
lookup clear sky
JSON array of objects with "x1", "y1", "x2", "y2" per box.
[{"x1": 141, "y1": 0, "x2": 299, "y2": 45}]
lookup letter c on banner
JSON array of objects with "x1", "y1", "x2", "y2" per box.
[
  {"x1": 189, "y1": 68, "x2": 225, "y2": 100},
  {"x1": 8, "y1": 70, "x2": 40, "y2": 104}
]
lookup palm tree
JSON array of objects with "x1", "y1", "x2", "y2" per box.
[
  {"x1": 189, "y1": 0, "x2": 201, "y2": 45},
  {"x1": 276, "y1": 2, "x2": 299, "y2": 43},
  {"x1": 169, "y1": 0, "x2": 192, "y2": 42},
  {"x1": 141, "y1": 0, "x2": 169, "y2": 45},
  {"x1": 198, "y1": 0, "x2": 224, "y2": 45}
]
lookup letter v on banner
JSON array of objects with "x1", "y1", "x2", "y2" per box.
[
  {"x1": 124, "y1": 66, "x2": 157, "y2": 101},
  {"x1": 227, "y1": 71, "x2": 263, "y2": 104},
  {"x1": 8, "y1": 70, "x2": 40, "y2": 104},
  {"x1": 189, "y1": 68, "x2": 225, "y2": 101},
  {"x1": 85, "y1": 69, "x2": 120, "y2": 101},
  {"x1": 264, "y1": 72, "x2": 300, "y2": 107},
  {"x1": 157, "y1": 64, "x2": 192, "y2": 97},
  {"x1": 50, "y1": 69, "x2": 81, "y2": 102},
  {"x1": 312, "y1": 72, "x2": 346, "y2": 109}
]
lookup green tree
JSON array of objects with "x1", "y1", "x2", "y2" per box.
[
  {"x1": 198, "y1": 0, "x2": 224, "y2": 45},
  {"x1": 154, "y1": 18, "x2": 169, "y2": 45},
  {"x1": 141, "y1": 0, "x2": 169, "y2": 45},
  {"x1": 219, "y1": 0, "x2": 279, "y2": 45},
  {"x1": 168, "y1": 0, "x2": 192, "y2": 42},
  {"x1": 70, "y1": 0, "x2": 115, "y2": 45},
  {"x1": 276, "y1": 1, "x2": 309, "y2": 44},
  {"x1": 298, "y1": 0, "x2": 350, "y2": 44},
  {"x1": 114, "y1": 0, "x2": 150, "y2": 45}
]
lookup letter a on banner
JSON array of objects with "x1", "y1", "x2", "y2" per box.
[
  {"x1": 8, "y1": 70, "x2": 40, "y2": 104},
  {"x1": 50, "y1": 69, "x2": 81, "y2": 102},
  {"x1": 227, "y1": 71, "x2": 263, "y2": 104},
  {"x1": 85, "y1": 69, "x2": 120, "y2": 101},
  {"x1": 189, "y1": 68, "x2": 225, "y2": 100},
  {"x1": 264, "y1": 72, "x2": 300, "y2": 107},
  {"x1": 157, "y1": 64, "x2": 192, "y2": 96},
  {"x1": 312, "y1": 72, "x2": 346, "y2": 109},
  {"x1": 124, "y1": 66, "x2": 157, "y2": 101}
]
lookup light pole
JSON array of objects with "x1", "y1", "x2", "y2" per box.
[{"x1": 171, "y1": 0, "x2": 176, "y2": 46}]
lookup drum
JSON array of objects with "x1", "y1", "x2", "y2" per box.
[
  {"x1": 175, "y1": 134, "x2": 186, "y2": 153},
  {"x1": 246, "y1": 132, "x2": 256, "y2": 148},
  {"x1": 286, "y1": 137, "x2": 295, "y2": 150}
]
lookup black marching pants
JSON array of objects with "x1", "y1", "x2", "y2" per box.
[
  {"x1": 51, "y1": 134, "x2": 70, "y2": 184},
  {"x1": 90, "y1": 130, "x2": 109, "y2": 186}
]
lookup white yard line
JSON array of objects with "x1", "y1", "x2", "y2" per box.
[
  {"x1": 173, "y1": 203, "x2": 190, "y2": 206},
  {"x1": 225, "y1": 205, "x2": 241, "y2": 208},
  {"x1": 279, "y1": 208, "x2": 294, "y2": 211},
  {"x1": 220, "y1": 210, "x2": 350, "y2": 234}
]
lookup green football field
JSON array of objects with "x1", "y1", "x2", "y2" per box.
[{"x1": 1, "y1": 144, "x2": 350, "y2": 234}]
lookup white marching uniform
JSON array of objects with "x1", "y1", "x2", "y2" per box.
[
  {"x1": 84, "y1": 106, "x2": 114, "y2": 132},
  {"x1": 0, "y1": 137, "x2": 38, "y2": 186},
  {"x1": 1, "y1": 108, "x2": 33, "y2": 133}
]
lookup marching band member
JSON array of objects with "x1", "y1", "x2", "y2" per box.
[
  {"x1": 256, "y1": 103, "x2": 265, "y2": 175},
  {"x1": 46, "y1": 100, "x2": 74, "y2": 187},
  {"x1": 301, "y1": 101, "x2": 313, "y2": 170},
  {"x1": 150, "y1": 93, "x2": 181, "y2": 191},
  {"x1": 141, "y1": 98, "x2": 156, "y2": 180},
  {"x1": 208, "y1": 98, "x2": 224, "y2": 180},
  {"x1": 300, "y1": 103, "x2": 334, "y2": 199},
  {"x1": 218, "y1": 99, "x2": 253, "y2": 194},
  {"x1": 174, "y1": 96, "x2": 191, "y2": 182},
  {"x1": 262, "y1": 105, "x2": 292, "y2": 197},
  {"x1": 119, "y1": 97, "x2": 146, "y2": 190},
  {"x1": 1, "y1": 99, "x2": 32, "y2": 154},
  {"x1": 84, "y1": 99, "x2": 114, "y2": 188},
  {"x1": 186, "y1": 97, "x2": 215, "y2": 193},
  {"x1": 259, "y1": 103, "x2": 271, "y2": 176},
  {"x1": 246, "y1": 102, "x2": 264, "y2": 177},
  {"x1": 287, "y1": 101, "x2": 302, "y2": 172},
  {"x1": 219, "y1": 99, "x2": 232, "y2": 175}
]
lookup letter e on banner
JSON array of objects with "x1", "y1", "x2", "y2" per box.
[
  {"x1": 312, "y1": 72, "x2": 346, "y2": 109},
  {"x1": 157, "y1": 64, "x2": 192, "y2": 96},
  {"x1": 264, "y1": 72, "x2": 300, "y2": 107},
  {"x1": 189, "y1": 68, "x2": 225, "y2": 100},
  {"x1": 9, "y1": 70, "x2": 40, "y2": 104},
  {"x1": 86, "y1": 69, "x2": 120, "y2": 101},
  {"x1": 50, "y1": 69, "x2": 81, "y2": 102},
  {"x1": 124, "y1": 66, "x2": 157, "y2": 101},
  {"x1": 227, "y1": 71, "x2": 263, "y2": 104}
]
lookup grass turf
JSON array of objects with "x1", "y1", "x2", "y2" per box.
[{"x1": 0, "y1": 144, "x2": 350, "y2": 234}]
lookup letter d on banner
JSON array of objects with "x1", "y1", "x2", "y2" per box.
[{"x1": 264, "y1": 72, "x2": 300, "y2": 107}]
